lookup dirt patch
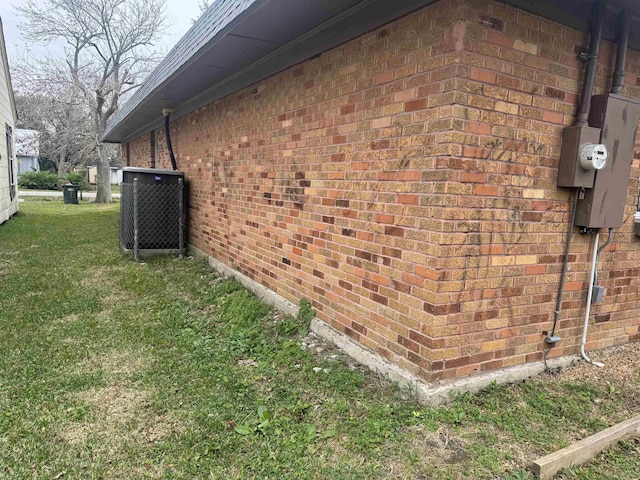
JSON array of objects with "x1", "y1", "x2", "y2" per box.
[
  {"x1": 60, "y1": 346, "x2": 186, "y2": 462},
  {"x1": 60, "y1": 383, "x2": 184, "y2": 451},
  {"x1": 81, "y1": 349, "x2": 148, "y2": 381},
  {"x1": 0, "y1": 260, "x2": 11, "y2": 277},
  {"x1": 61, "y1": 384, "x2": 149, "y2": 447},
  {"x1": 408, "y1": 425, "x2": 468, "y2": 465},
  {"x1": 322, "y1": 437, "x2": 369, "y2": 470},
  {"x1": 364, "y1": 425, "x2": 471, "y2": 479},
  {"x1": 79, "y1": 265, "x2": 132, "y2": 306},
  {"x1": 547, "y1": 342, "x2": 640, "y2": 387},
  {"x1": 50, "y1": 313, "x2": 80, "y2": 326}
]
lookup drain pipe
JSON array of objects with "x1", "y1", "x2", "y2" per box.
[
  {"x1": 580, "y1": 232, "x2": 604, "y2": 367},
  {"x1": 162, "y1": 108, "x2": 178, "y2": 171}
]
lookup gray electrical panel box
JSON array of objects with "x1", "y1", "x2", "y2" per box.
[
  {"x1": 575, "y1": 94, "x2": 640, "y2": 228},
  {"x1": 557, "y1": 125, "x2": 602, "y2": 188}
]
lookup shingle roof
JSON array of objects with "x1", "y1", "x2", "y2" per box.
[
  {"x1": 105, "y1": 0, "x2": 260, "y2": 137},
  {"x1": 104, "y1": 0, "x2": 640, "y2": 143},
  {"x1": 104, "y1": 0, "x2": 448, "y2": 143}
]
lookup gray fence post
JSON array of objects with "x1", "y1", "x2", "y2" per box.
[
  {"x1": 178, "y1": 177, "x2": 184, "y2": 257},
  {"x1": 133, "y1": 178, "x2": 139, "y2": 261}
]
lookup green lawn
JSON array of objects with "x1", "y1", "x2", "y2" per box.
[{"x1": 0, "y1": 199, "x2": 638, "y2": 479}]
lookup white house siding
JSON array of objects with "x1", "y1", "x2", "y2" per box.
[
  {"x1": 16, "y1": 129, "x2": 39, "y2": 175},
  {"x1": 17, "y1": 155, "x2": 39, "y2": 174},
  {"x1": 0, "y1": 18, "x2": 18, "y2": 225},
  {"x1": 88, "y1": 166, "x2": 122, "y2": 185}
]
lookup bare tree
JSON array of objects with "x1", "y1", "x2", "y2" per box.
[
  {"x1": 198, "y1": 0, "x2": 215, "y2": 14},
  {"x1": 14, "y1": 90, "x2": 95, "y2": 174},
  {"x1": 192, "y1": 0, "x2": 214, "y2": 23},
  {"x1": 17, "y1": 0, "x2": 167, "y2": 202}
]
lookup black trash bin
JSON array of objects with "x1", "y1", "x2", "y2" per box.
[{"x1": 62, "y1": 184, "x2": 80, "y2": 204}]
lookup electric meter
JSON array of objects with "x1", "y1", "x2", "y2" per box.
[{"x1": 579, "y1": 144, "x2": 608, "y2": 171}]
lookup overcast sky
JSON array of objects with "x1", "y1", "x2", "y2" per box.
[{"x1": 0, "y1": 0, "x2": 204, "y2": 61}]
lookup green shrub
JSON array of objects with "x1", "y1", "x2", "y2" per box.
[
  {"x1": 62, "y1": 171, "x2": 87, "y2": 189},
  {"x1": 18, "y1": 171, "x2": 60, "y2": 190}
]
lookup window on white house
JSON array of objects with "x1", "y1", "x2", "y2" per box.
[{"x1": 6, "y1": 124, "x2": 15, "y2": 200}]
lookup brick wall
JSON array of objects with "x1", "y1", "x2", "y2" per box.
[
  {"x1": 436, "y1": 1, "x2": 640, "y2": 379},
  {"x1": 129, "y1": 132, "x2": 154, "y2": 169},
  {"x1": 128, "y1": 0, "x2": 640, "y2": 383}
]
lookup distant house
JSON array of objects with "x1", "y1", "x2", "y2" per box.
[
  {"x1": 103, "y1": 0, "x2": 640, "y2": 400},
  {"x1": 15, "y1": 129, "x2": 40, "y2": 175},
  {"x1": 87, "y1": 165, "x2": 122, "y2": 185},
  {"x1": 0, "y1": 17, "x2": 18, "y2": 225}
]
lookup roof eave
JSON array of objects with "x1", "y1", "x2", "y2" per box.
[
  {"x1": 103, "y1": 0, "x2": 640, "y2": 144},
  {"x1": 102, "y1": 0, "x2": 436, "y2": 143}
]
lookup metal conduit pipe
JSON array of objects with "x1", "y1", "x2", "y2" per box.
[
  {"x1": 575, "y1": 0, "x2": 607, "y2": 126},
  {"x1": 612, "y1": 10, "x2": 630, "y2": 94},
  {"x1": 550, "y1": 188, "x2": 580, "y2": 339},
  {"x1": 580, "y1": 232, "x2": 604, "y2": 367},
  {"x1": 548, "y1": 0, "x2": 606, "y2": 349},
  {"x1": 594, "y1": 227, "x2": 613, "y2": 286}
]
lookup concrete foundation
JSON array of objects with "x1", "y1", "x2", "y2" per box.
[{"x1": 189, "y1": 244, "x2": 579, "y2": 406}]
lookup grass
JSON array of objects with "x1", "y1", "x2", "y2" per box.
[{"x1": 0, "y1": 199, "x2": 638, "y2": 479}]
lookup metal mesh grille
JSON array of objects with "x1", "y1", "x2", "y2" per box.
[{"x1": 120, "y1": 180, "x2": 184, "y2": 259}]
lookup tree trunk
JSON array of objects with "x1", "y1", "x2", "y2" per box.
[
  {"x1": 95, "y1": 143, "x2": 112, "y2": 203},
  {"x1": 57, "y1": 145, "x2": 67, "y2": 174}
]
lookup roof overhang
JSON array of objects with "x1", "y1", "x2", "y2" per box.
[
  {"x1": 103, "y1": 0, "x2": 640, "y2": 144},
  {"x1": 506, "y1": 0, "x2": 640, "y2": 44},
  {"x1": 103, "y1": 0, "x2": 437, "y2": 143}
]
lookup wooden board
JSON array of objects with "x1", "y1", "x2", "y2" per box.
[{"x1": 531, "y1": 414, "x2": 640, "y2": 479}]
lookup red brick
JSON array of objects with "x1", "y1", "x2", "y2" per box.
[
  {"x1": 404, "y1": 99, "x2": 428, "y2": 112},
  {"x1": 397, "y1": 194, "x2": 419, "y2": 205},
  {"x1": 374, "y1": 71, "x2": 394, "y2": 85},
  {"x1": 397, "y1": 171, "x2": 421, "y2": 181},
  {"x1": 464, "y1": 146, "x2": 491, "y2": 159},
  {"x1": 542, "y1": 111, "x2": 564, "y2": 124},
  {"x1": 481, "y1": 245, "x2": 504, "y2": 255},
  {"x1": 473, "y1": 185, "x2": 498, "y2": 196},
  {"x1": 415, "y1": 265, "x2": 439, "y2": 280},
  {"x1": 460, "y1": 172, "x2": 486, "y2": 183},
  {"x1": 564, "y1": 282, "x2": 584, "y2": 291},
  {"x1": 470, "y1": 68, "x2": 497, "y2": 84},
  {"x1": 487, "y1": 30, "x2": 514, "y2": 48},
  {"x1": 340, "y1": 104, "x2": 356, "y2": 115},
  {"x1": 385, "y1": 226, "x2": 405, "y2": 237},
  {"x1": 465, "y1": 122, "x2": 491, "y2": 135},
  {"x1": 375, "y1": 213, "x2": 394, "y2": 224},
  {"x1": 524, "y1": 265, "x2": 546, "y2": 275},
  {"x1": 402, "y1": 272, "x2": 424, "y2": 287}
]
